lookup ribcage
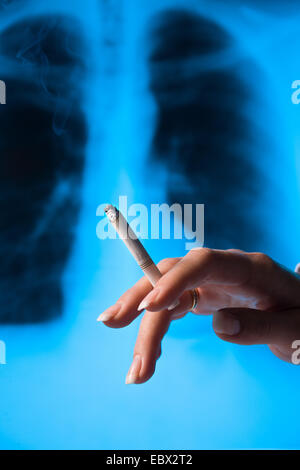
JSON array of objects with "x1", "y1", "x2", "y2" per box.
[
  {"x1": 148, "y1": 10, "x2": 265, "y2": 251},
  {"x1": 0, "y1": 15, "x2": 87, "y2": 323}
]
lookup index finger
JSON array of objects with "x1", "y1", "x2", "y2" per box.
[
  {"x1": 98, "y1": 257, "x2": 181, "y2": 328},
  {"x1": 138, "y1": 248, "x2": 252, "y2": 313}
]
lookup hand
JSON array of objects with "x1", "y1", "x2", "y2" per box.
[{"x1": 98, "y1": 249, "x2": 300, "y2": 384}]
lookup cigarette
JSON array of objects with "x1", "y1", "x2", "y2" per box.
[{"x1": 104, "y1": 204, "x2": 162, "y2": 286}]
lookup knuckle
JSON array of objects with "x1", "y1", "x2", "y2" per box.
[
  {"x1": 118, "y1": 291, "x2": 136, "y2": 305},
  {"x1": 250, "y1": 252, "x2": 273, "y2": 267},
  {"x1": 158, "y1": 257, "x2": 172, "y2": 266},
  {"x1": 197, "y1": 247, "x2": 215, "y2": 264},
  {"x1": 157, "y1": 257, "x2": 175, "y2": 270},
  {"x1": 226, "y1": 248, "x2": 246, "y2": 254},
  {"x1": 246, "y1": 252, "x2": 277, "y2": 288}
]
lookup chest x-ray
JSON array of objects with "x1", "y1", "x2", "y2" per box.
[{"x1": 0, "y1": 0, "x2": 299, "y2": 450}]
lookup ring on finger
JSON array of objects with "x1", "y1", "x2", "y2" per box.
[{"x1": 189, "y1": 288, "x2": 199, "y2": 312}]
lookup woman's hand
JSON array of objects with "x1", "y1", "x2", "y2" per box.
[{"x1": 98, "y1": 249, "x2": 300, "y2": 384}]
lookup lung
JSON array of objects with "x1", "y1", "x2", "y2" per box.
[
  {"x1": 148, "y1": 9, "x2": 265, "y2": 251},
  {"x1": 0, "y1": 15, "x2": 87, "y2": 323}
]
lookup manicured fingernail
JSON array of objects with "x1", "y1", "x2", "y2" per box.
[
  {"x1": 138, "y1": 288, "x2": 160, "y2": 311},
  {"x1": 97, "y1": 303, "x2": 121, "y2": 322},
  {"x1": 125, "y1": 355, "x2": 142, "y2": 384},
  {"x1": 167, "y1": 299, "x2": 180, "y2": 311},
  {"x1": 213, "y1": 311, "x2": 241, "y2": 336}
]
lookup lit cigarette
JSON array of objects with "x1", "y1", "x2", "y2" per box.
[{"x1": 105, "y1": 204, "x2": 162, "y2": 286}]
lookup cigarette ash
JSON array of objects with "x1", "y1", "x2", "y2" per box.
[{"x1": 104, "y1": 204, "x2": 119, "y2": 223}]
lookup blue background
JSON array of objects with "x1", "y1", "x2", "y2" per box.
[{"x1": 0, "y1": 0, "x2": 300, "y2": 449}]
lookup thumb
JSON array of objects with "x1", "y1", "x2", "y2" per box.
[{"x1": 213, "y1": 307, "x2": 300, "y2": 346}]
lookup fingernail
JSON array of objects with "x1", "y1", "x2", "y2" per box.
[
  {"x1": 213, "y1": 311, "x2": 241, "y2": 336},
  {"x1": 138, "y1": 288, "x2": 160, "y2": 311},
  {"x1": 125, "y1": 355, "x2": 142, "y2": 384},
  {"x1": 167, "y1": 299, "x2": 180, "y2": 311},
  {"x1": 97, "y1": 303, "x2": 122, "y2": 322}
]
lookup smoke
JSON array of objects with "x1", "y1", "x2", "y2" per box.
[{"x1": 0, "y1": 14, "x2": 87, "y2": 323}]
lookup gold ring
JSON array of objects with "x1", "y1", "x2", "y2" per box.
[{"x1": 190, "y1": 288, "x2": 199, "y2": 312}]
